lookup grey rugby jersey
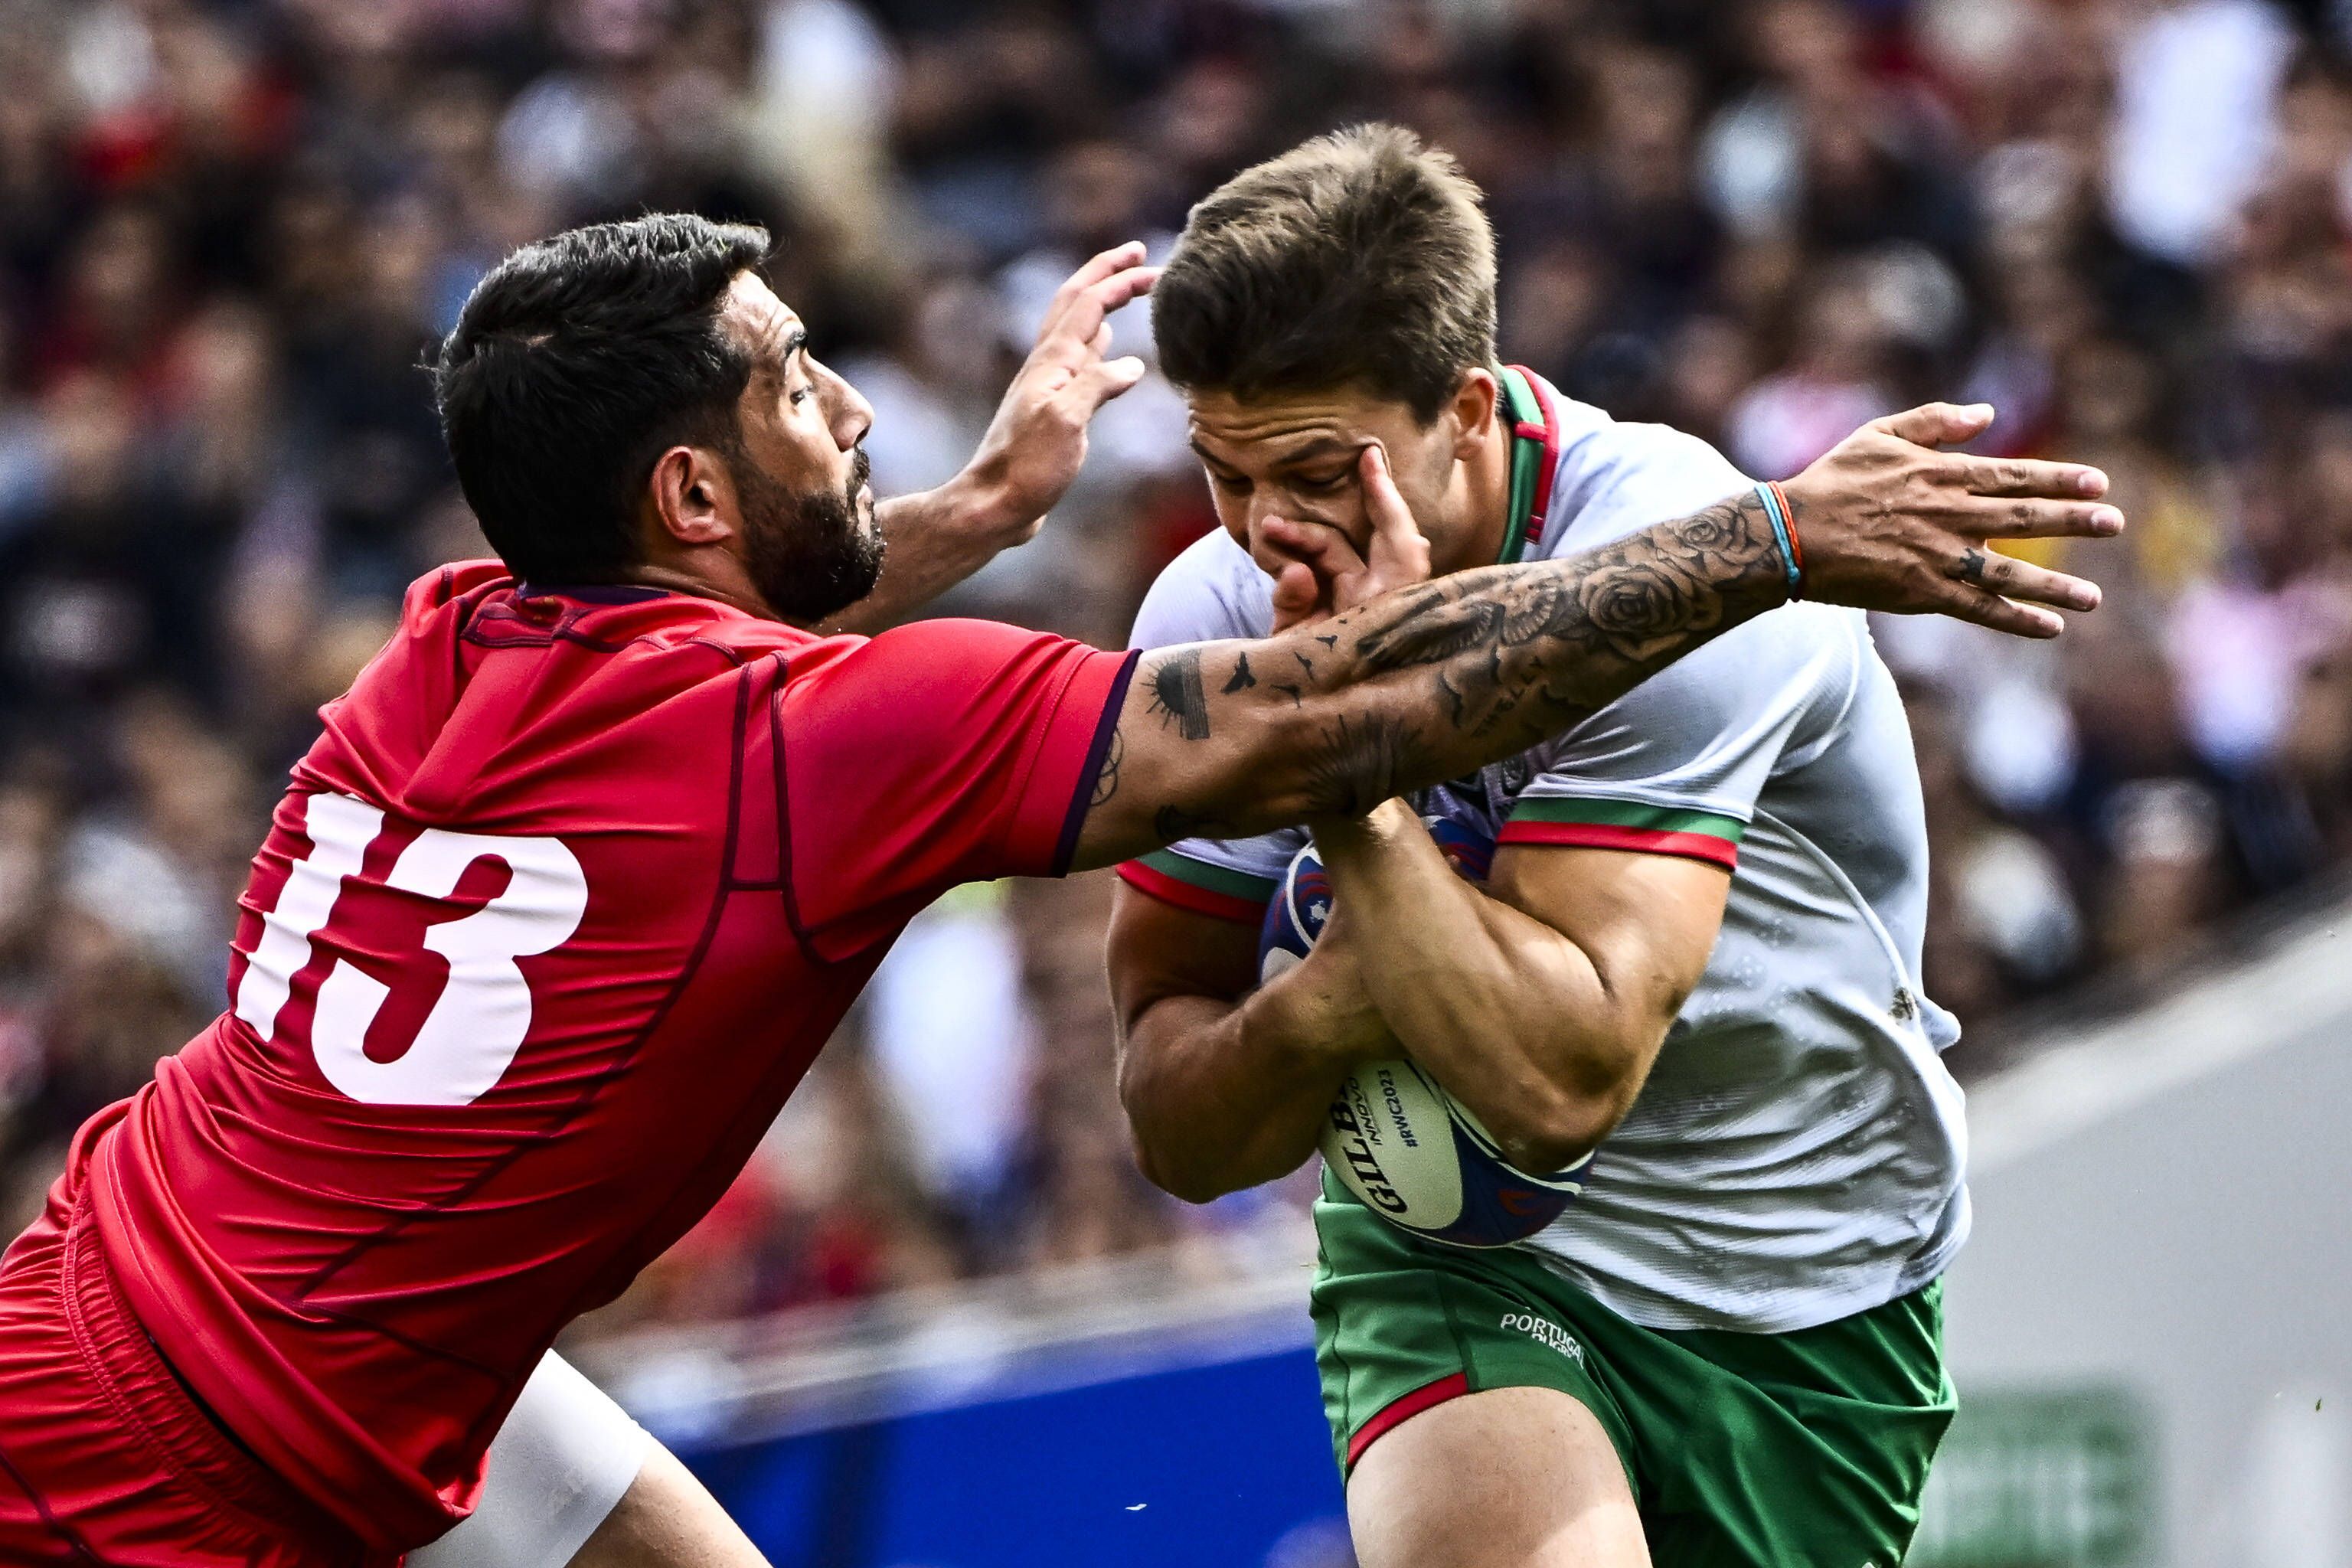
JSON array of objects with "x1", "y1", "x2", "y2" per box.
[{"x1": 1119, "y1": 368, "x2": 1968, "y2": 1333}]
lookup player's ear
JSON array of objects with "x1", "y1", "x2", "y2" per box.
[
  {"x1": 1446, "y1": 367, "x2": 1500, "y2": 464},
  {"x1": 645, "y1": 445, "x2": 734, "y2": 548}
]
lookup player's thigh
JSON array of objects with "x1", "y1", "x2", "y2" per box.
[
  {"x1": 415, "y1": 1352, "x2": 765, "y2": 1568},
  {"x1": 1347, "y1": 1384, "x2": 1650, "y2": 1568}
]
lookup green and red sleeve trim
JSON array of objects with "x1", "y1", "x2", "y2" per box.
[
  {"x1": 1116, "y1": 849, "x2": 1278, "y2": 924},
  {"x1": 1499, "y1": 796, "x2": 1745, "y2": 870}
]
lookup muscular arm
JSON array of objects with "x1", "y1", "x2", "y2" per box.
[
  {"x1": 1106, "y1": 818, "x2": 1727, "y2": 1200},
  {"x1": 1073, "y1": 401, "x2": 2112, "y2": 872},
  {"x1": 1313, "y1": 806, "x2": 1727, "y2": 1173},
  {"x1": 1106, "y1": 884, "x2": 1390, "y2": 1202},
  {"x1": 1072, "y1": 489, "x2": 1791, "y2": 868},
  {"x1": 1101, "y1": 402, "x2": 2119, "y2": 1201}
]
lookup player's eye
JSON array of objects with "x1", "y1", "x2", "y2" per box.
[
  {"x1": 1292, "y1": 470, "x2": 1351, "y2": 492},
  {"x1": 789, "y1": 385, "x2": 811, "y2": 407},
  {"x1": 1207, "y1": 471, "x2": 1250, "y2": 494}
]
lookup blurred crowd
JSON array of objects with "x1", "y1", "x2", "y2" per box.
[{"x1": 5, "y1": 0, "x2": 2352, "y2": 1334}]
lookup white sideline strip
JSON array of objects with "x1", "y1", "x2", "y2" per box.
[
  {"x1": 576, "y1": 1220, "x2": 1321, "y2": 1439},
  {"x1": 1967, "y1": 899, "x2": 2352, "y2": 1174}
]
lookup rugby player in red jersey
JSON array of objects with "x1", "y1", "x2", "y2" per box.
[{"x1": 0, "y1": 213, "x2": 2116, "y2": 1567}]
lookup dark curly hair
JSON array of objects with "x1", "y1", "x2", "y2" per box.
[{"x1": 433, "y1": 214, "x2": 772, "y2": 582}]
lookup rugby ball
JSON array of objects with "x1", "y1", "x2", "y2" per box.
[{"x1": 1259, "y1": 827, "x2": 1594, "y2": 1248}]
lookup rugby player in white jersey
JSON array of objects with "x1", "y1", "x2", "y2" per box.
[{"x1": 1101, "y1": 125, "x2": 2118, "y2": 1567}]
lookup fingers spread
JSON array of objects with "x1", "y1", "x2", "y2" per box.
[
  {"x1": 1950, "y1": 454, "x2": 2111, "y2": 499},
  {"x1": 1261, "y1": 516, "x2": 1368, "y2": 580},
  {"x1": 1093, "y1": 263, "x2": 1158, "y2": 315},
  {"x1": 1038, "y1": 265, "x2": 1159, "y2": 361},
  {"x1": 1943, "y1": 587, "x2": 2066, "y2": 638},
  {"x1": 1945, "y1": 546, "x2": 2102, "y2": 611},
  {"x1": 1076, "y1": 354, "x2": 1147, "y2": 403},
  {"x1": 1050, "y1": 241, "x2": 1148, "y2": 311},
  {"x1": 1968, "y1": 499, "x2": 2126, "y2": 539},
  {"x1": 1872, "y1": 401, "x2": 1997, "y2": 448}
]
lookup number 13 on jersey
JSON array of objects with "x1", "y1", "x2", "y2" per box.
[{"x1": 233, "y1": 790, "x2": 589, "y2": 1107}]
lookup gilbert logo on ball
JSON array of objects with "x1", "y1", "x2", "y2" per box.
[{"x1": 1257, "y1": 828, "x2": 1593, "y2": 1249}]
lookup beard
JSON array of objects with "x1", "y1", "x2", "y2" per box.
[{"x1": 737, "y1": 445, "x2": 884, "y2": 624}]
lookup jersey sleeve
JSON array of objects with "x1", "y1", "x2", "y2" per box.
[
  {"x1": 1114, "y1": 531, "x2": 1300, "y2": 924},
  {"x1": 782, "y1": 619, "x2": 1136, "y2": 937},
  {"x1": 1503, "y1": 606, "x2": 1863, "y2": 869}
]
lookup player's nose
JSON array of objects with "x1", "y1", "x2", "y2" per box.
[
  {"x1": 822, "y1": 362, "x2": 874, "y2": 451},
  {"x1": 1243, "y1": 490, "x2": 1296, "y2": 546}
]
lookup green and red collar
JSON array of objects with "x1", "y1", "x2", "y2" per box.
[{"x1": 1495, "y1": 364, "x2": 1561, "y2": 567}]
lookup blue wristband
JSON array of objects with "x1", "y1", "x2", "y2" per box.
[{"x1": 1754, "y1": 482, "x2": 1802, "y2": 596}]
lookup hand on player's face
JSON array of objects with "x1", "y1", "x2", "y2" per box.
[
  {"x1": 1262, "y1": 446, "x2": 1434, "y2": 631},
  {"x1": 1188, "y1": 388, "x2": 1446, "y2": 628},
  {"x1": 1785, "y1": 403, "x2": 2125, "y2": 637}
]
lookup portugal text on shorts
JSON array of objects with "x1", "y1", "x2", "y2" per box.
[{"x1": 1501, "y1": 1312, "x2": 1585, "y2": 1364}]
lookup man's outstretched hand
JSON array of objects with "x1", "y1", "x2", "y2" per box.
[
  {"x1": 822, "y1": 243, "x2": 1158, "y2": 634},
  {"x1": 1258, "y1": 403, "x2": 2118, "y2": 642},
  {"x1": 956, "y1": 240, "x2": 1160, "y2": 541},
  {"x1": 1786, "y1": 402, "x2": 2121, "y2": 637}
]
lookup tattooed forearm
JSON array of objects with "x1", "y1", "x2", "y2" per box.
[
  {"x1": 1243, "y1": 492, "x2": 1788, "y2": 827},
  {"x1": 1145, "y1": 648, "x2": 1211, "y2": 740},
  {"x1": 1292, "y1": 711, "x2": 1443, "y2": 818},
  {"x1": 1353, "y1": 590, "x2": 1502, "y2": 671},
  {"x1": 1155, "y1": 802, "x2": 1234, "y2": 843},
  {"x1": 1075, "y1": 491, "x2": 1793, "y2": 867}
]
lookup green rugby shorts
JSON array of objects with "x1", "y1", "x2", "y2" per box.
[{"x1": 1312, "y1": 1179, "x2": 1955, "y2": 1566}]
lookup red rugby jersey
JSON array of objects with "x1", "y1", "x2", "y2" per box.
[{"x1": 78, "y1": 563, "x2": 1135, "y2": 1550}]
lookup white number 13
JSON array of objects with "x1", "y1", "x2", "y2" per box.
[{"x1": 234, "y1": 791, "x2": 588, "y2": 1107}]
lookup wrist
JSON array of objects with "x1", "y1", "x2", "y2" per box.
[
  {"x1": 1249, "y1": 950, "x2": 1390, "y2": 1068},
  {"x1": 1310, "y1": 798, "x2": 1417, "y2": 859},
  {"x1": 927, "y1": 461, "x2": 1030, "y2": 549},
  {"x1": 1752, "y1": 480, "x2": 1804, "y2": 599}
]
